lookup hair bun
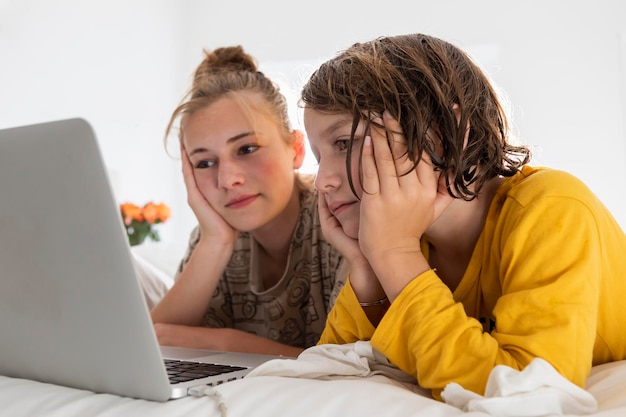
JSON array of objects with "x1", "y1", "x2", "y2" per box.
[{"x1": 197, "y1": 45, "x2": 258, "y2": 76}]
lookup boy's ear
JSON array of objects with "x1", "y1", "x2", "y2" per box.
[
  {"x1": 452, "y1": 103, "x2": 470, "y2": 150},
  {"x1": 452, "y1": 103, "x2": 463, "y2": 125},
  {"x1": 292, "y1": 130, "x2": 306, "y2": 169}
]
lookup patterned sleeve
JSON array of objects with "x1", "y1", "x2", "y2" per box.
[{"x1": 173, "y1": 225, "x2": 201, "y2": 280}]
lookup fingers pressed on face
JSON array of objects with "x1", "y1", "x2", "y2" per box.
[
  {"x1": 363, "y1": 111, "x2": 442, "y2": 195},
  {"x1": 180, "y1": 142, "x2": 197, "y2": 190},
  {"x1": 180, "y1": 142, "x2": 189, "y2": 172},
  {"x1": 317, "y1": 193, "x2": 331, "y2": 219},
  {"x1": 382, "y1": 111, "x2": 414, "y2": 181},
  {"x1": 360, "y1": 135, "x2": 381, "y2": 195},
  {"x1": 414, "y1": 148, "x2": 442, "y2": 194},
  {"x1": 362, "y1": 112, "x2": 408, "y2": 195},
  {"x1": 364, "y1": 111, "x2": 415, "y2": 194},
  {"x1": 317, "y1": 192, "x2": 344, "y2": 236}
]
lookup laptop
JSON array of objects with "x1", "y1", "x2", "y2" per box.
[{"x1": 0, "y1": 118, "x2": 286, "y2": 402}]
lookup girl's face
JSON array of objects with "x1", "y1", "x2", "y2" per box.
[
  {"x1": 304, "y1": 108, "x2": 365, "y2": 239},
  {"x1": 183, "y1": 93, "x2": 304, "y2": 232}
]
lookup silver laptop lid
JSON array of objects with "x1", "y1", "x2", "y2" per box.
[{"x1": 0, "y1": 118, "x2": 173, "y2": 401}]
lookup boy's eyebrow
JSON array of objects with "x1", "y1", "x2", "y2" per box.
[
  {"x1": 188, "y1": 131, "x2": 255, "y2": 156},
  {"x1": 321, "y1": 118, "x2": 353, "y2": 137}
]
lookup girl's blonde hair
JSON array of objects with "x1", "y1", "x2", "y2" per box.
[{"x1": 166, "y1": 45, "x2": 306, "y2": 190}]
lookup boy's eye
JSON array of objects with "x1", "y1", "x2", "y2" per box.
[
  {"x1": 335, "y1": 139, "x2": 349, "y2": 151},
  {"x1": 239, "y1": 144, "x2": 259, "y2": 155}
]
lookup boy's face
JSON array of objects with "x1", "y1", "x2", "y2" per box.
[{"x1": 304, "y1": 108, "x2": 365, "y2": 239}]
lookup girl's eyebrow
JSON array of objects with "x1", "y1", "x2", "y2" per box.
[
  {"x1": 227, "y1": 131, "x2": 255, "y2": 144},
  {"x1": 188, "y1": 131, "x2": 255, "y2": 156}
]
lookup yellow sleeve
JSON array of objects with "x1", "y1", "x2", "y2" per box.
[
  {"x1": 318, "y1": 278, "x2": 376, "y2": 345},
  {"x1": 372, "y1": 271, "x2": 495, "y2": 400},
  {"x1": 371, "y1": 185, "x2": 603, "y2": 400}
]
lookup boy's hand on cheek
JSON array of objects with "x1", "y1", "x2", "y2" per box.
[
  {"x1": 318, "y1": 195, "x2": 366, "y2": 267},
  {"x1": 318, "y1": 196, "x2": 381, "y2": 303},
  {"x1": 358, "y1": 113, "x2": 434, "y2": 300}
]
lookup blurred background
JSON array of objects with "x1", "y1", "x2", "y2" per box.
[{"x1": 1, "y1": 0, "x2": 624, "y2": 245}]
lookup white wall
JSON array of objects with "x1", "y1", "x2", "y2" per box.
[
  {"x1": 0, "y1": 0, "x2": 193, "y2": 242},
  {"x1": 1, "y1": 0, "x2": 625, "y2": 244}
]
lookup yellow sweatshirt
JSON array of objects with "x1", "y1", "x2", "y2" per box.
[{"x1": 318, "y1": 166, "x2": 626, "y2": 400}]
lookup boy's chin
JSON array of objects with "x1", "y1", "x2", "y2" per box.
[{"x1": 341, "y1": 223, "x2": 360, "y2": 240}]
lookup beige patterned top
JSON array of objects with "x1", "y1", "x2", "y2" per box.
[{"x1": 176, "y1": 176, "x2": 346, "y2": 348}]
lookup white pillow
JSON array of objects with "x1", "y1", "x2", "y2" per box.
[{"x1": 131, "y1": 246, "x2": 177, "y2": 309}]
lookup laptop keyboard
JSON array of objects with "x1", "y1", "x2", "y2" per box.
[{"x1": 164, "y1": 359, "x2": 247, "y2": 384}]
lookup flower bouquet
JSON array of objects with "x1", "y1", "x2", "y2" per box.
[{"x1": 120, "y1": 202, "x2": 171, "y2": 246}]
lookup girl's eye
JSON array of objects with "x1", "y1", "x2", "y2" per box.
[
  {"x1": 195, "y1": 160, "x2": 216, "y2": 169},
  {"x1": 239, "y1": 144, "x2": 259, "y2": 155}
]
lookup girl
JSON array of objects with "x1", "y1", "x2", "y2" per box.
[
  {"x1": 151, "y1": 46, "x2": 345, "y2": 357},
  {"x1": 301, "y1": 33, "x2": 626, "y2": 399}
]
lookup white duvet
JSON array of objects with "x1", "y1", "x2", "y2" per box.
[
  {"x1": 2, "y1": 342, "x2": 626, "y2": 417},
  {"x1": 5, "y1": 246, "x2": 614, "y2": 417}
]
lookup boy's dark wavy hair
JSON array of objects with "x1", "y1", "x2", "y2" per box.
[{"x1": 301, "y1": 33, "x2": 530, "y2": 200}]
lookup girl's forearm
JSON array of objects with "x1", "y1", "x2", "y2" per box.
[{"x1": 150, "y1": 240, "x2": 232, "y2": 325}]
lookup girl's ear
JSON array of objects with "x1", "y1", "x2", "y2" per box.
[{"x1": 291, "y1": 130, "x2": 306, "y2": 169}]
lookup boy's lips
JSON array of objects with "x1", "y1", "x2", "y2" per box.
[{"x1": 329, "y1": 200, "x2": 356, "y2": 216}]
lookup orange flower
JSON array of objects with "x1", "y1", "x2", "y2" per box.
[
  {"x1": 119, "y1": 201, "x2": 170, "y2": 246},
  {"x1": 155, "y1": 202, "x2": 171, "y2": 222},
  {"x1": 120, "y1": 202, "x2": 144, "y2": 225},
  {"x1": 142, "y1": 202, "x2": 159, "y2": 224},
  {"x1": 142, "y1": 202, "x2": 171, "y2": 224}
]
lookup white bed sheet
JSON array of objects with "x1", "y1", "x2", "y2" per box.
[
  {"x1": 5, "y1": 244, "x2": 621, "y2": 417},
  {"x1": 2, "y1": 359, "x2": 626, "y2": 417}
]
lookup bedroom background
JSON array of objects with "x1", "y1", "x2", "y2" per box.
[{"x1": 1, "y1": 0, "x2": 624, "y2": 246}]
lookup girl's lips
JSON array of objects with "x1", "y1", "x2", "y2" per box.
[{"x1": 226, "y1": 194, "x2": 259, "y2": 209}]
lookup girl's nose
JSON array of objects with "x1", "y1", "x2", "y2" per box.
[{"x1": 217, "y1": 161, "x2": 245, "y2": 189}]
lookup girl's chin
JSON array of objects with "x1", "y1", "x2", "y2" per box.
[{"x1": 227, "y1": 216, "x2": 263, "y2": 233}]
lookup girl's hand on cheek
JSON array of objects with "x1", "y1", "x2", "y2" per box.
[{"x1": 181, "y1": 143, "x2": 238, "y2": 247}]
